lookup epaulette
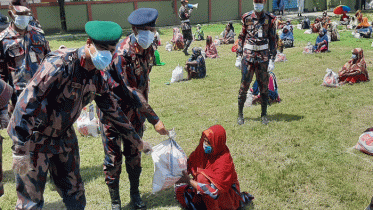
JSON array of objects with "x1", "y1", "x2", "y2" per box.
[{"x1": 29, "y1": 25, "x2": 45, "y2": 34}]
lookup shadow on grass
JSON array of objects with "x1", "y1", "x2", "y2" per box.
[
  {"x1": 249, "y1": 113, "x2": 304, "y2": 122},
  {"x1": 121, "y1": 187, "x2": 179, "y2": 209}
]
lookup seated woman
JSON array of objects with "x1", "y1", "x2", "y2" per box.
[
  {"x1": 340, "y1": 11, "x2": 350, "y2": 25},
  {"x1": 175, "y1": 125, "x2": 253, "y2": 210},
  {"x1": 321, "y1": 11, "x2": 331, "y2": 29},
  {"x1": 194, "y1": 24, "x2": 204, "y2": 41},
  {"x1": 171, "y1": 28, "x2": 184, "y2": 50},
  {"x1": 338, "y1": 48, "x2": 369, "y2": 85},
  {"x1": 220, "y1": 22, "x2": 235, "y2": 44},
  {"x1": 205, "y1": 35, "x2": 219, "y2": 58},
  {"x1": 280, "y1": 25, "x2": 294, "y2": 48},
  {"x1": 313, "y1": 28, "x2": 328, "y2": 53},
  {"x1": 355, "y1": 10, "x2": 372, "y2": 38},
  {"x1": 185, "y1": 47, "x2": 206, "y2": 80},
  {"x1": 311, "y1": 18, "x2": 322, "y2": 33},
  {"x1": 251, "y1": 71, "x2": 281, "y2": 105}
]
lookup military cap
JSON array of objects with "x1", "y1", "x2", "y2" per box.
[
  {"x1": 181, "y1": 0, "x2": 189, "y2": 2},
  {"x1": 128, "y1": 8, "x2": 158, "y2": 28},
  {"x1": 12, "y1": 6, "x2": 31, "y2": 14},
  {"x1": 85, "y1": 21, "x2": 122, "y2": 45}
]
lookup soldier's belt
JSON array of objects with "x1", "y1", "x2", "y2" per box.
[
  {"x1": 181, "y1": 20, "x2": 190, "y2": 23},
  {"x1": 244, "y1": 44, "x2": 268, "y2": 51}
]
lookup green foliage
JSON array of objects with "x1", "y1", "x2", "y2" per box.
[{"x1": 1, "y1": 20, "x2": 373, "y2": 209}]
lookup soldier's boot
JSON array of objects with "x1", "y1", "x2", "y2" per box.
[
  {"x1": 108, "y1": 185, "x2": 121, "y2": 210},
  {"x1": 127, "y1": 165, "x2": 146, "y2": 209},
  {"x1": 237, "y1": 98, "x2": 245, "y2": 125},
  {"x1": 261, "y1": 96, "x2": 269, "y2": 125},
  {"x1": 183, "y1": 40, "x2": 191, "y2": 55}
]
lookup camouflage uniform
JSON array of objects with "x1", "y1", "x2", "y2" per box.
[
  {"x1": 237, "y1": 11, "x2": 277, "y2": 124},
  {"x1": 7, "y1": 47, "x2": 143, "y2": 210},
  {"x1": 99, "y1": 35, "x2": 159, "y2": 205},
  {"x1": 179, "y1": 4, "x2": 193, "y2": 54},
  {"x1": 186, "y1": 48, "x2": 206, "y2": 79},
  {"x1": 0, "y1": 79, "x2": 12, "y2": 197},
  {"x1": 0, "y1": 23, "x2": 50, "y2": 106}
]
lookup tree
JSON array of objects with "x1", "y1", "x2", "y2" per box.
[{"x1": 58, "y1": 0, "x2": 67, "y2": 32}]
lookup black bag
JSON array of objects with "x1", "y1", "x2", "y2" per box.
[{"x1": 302, "y1": 17, "x2": 310, "y2": 29}]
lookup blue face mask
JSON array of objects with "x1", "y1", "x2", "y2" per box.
[
  {"x1": 203, "y1": 143, "x2": 213, "y2": 154},
  {"x1": 135, "y1": 30, "x2": 155, "y2": 49},
  {"x1": 253, "y1": 3, "x2": 264, "y2": 12},
  {"x1": 88, "y1": 44, "x2": 112, "y2": 70},
  {"x1": 351, "y1": 54, "x2": 357, "y2": 59}
]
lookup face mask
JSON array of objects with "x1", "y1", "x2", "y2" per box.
[
  {"x1": 12, "y1": 12, "x2": 31, "y2": 30},
  {"x1": 88, "y1": 44, "x2": 112, "y2": 70},
  {"x1": 135, "y1": 30, "x2": 154, "y2": 49},
  {"x1": 253, "y1": 3, "x2": 264, "y2": 12},
  {"x1": 203, "y1": 143, "x2": 213, "y2": 154},
  {"x1": 352, "y1": 54, "x2": 357, "y2": 59}
]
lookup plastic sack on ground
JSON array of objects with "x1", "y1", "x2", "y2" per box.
[
  {"x1": 77, "y1": 104, "x2": 100, "y2": 137},
  {"x1": 214, "y1": 36, "x2": 221, "y2": 46},
  {"x1": 275, "y1": 52, "x2": 287, "y2": 62},
  {"x1": 304, "y1": 29, "x2": 312, "y2": 34},
  {"x1": 355, "y1": 131, "x2": 373, "y2": 155},
  {"x1": 297, "y1": 24, "x2": 302, "y2": 30},
  {"x1": 170, "y1": 65, "x2": 183, "y2": 83},
  {"x1": 165, "y1": 42, "x2": 172, "y2": 52},
  {"x1": 235, "y1": 56, "x2": 242, "y2": 70},
  {"x1": 151, "y1": 131, "x2": 187, "y2": 193},
  {"x1": 303, "y1": 42, "x2": 314, "y2": 54},
  {"x1": 322, "y1": 68, "x2": 339, "y2": 87}
]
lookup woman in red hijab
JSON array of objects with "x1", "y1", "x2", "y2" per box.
[
  {"x1": 339, "y1": 48, "x2": 369, "y2": 85},
  {"x1": 175, "y1": 125, "x2": 253, "y2": 210},
  {"x1": 205, "y1": 35, "x2": 219, "y2": 58},
  {"x1": 171, "y1": 27, "x2": 184, "y2": 50}
]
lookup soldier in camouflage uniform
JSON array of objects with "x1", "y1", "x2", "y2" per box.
[
  {"x1": 179, "y1": 0, "x2": 194, "y2": 55},
  {"x1": 0, "y1": 5, "x2": 49, "y2": 114},
  {"x1": 8, "y1": 21, "x2": 152, "y2": 210},
  {"x1": 0, "y1": 79, "x2": 13, "y2": 197},
  {"x1": 100, "y1": 8, "x2": 169, "y2": 210},
  {"x1": 11, "y1": 0, "x2": 42, "y2": 28},
  {"x1": 236, "y1": 0, "x2": 277, "y2": 125}
]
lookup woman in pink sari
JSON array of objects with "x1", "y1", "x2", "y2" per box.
[
  {"x1": 171, "y1": 28, "x2": 184, "y2": 50},
  {"x1": 205, "y1": 35, "x2": 219, "y2": 58},
  {"x1": 339, "y1": 48, "x2": 369, "y2": 85}
]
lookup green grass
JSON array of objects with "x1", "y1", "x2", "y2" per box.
[{"x1": 2, "y1": 19, "x2": 373, "y2": 209}]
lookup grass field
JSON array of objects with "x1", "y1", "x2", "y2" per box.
[{"x1": 1, "y1": 16, "x2": 373, "y2": 210}]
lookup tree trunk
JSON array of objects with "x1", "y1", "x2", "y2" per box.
[{"x1": 58, "y1": 0, "x2": 67, "y2": 32}]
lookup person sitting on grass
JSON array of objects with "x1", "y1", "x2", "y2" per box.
[
  {"x1": 338, "y1": 48, "x2": 369, "y2": 85},
  {"x1": 340, "y1": 11, "x2": 350, "y2": 25},
  {"x1": 280, "y1": 25, "x2": 294, "y2": 48},
  {"x1": 313, "y1": 28, "x2": 328, "y2": 53},
  {"x1": 251, "y1": 71, "x2": 281, "y2": 105},
  {"x1": 175, "y1": 125, "x2": 254, "y2": 210},
  {"x1": 205, "y1": 35, "x2": 219, "y2": 58},
  {"x1": 171, "y1": 27, "x2": 184, "y2": 50},
  {"x1": 220, "y1": 22, "x2": 235, "y2": 44},
  {"x1": 194, "y1": 24, "x2": 204, "y2": 41},
  {"x1": 355, "y1": 10, "x2": 372, "y2": 38},
  {"x1": 184, "y1": 47, "x2": 206, "y2": 80},
  {"x1": 311, "y1": 18, "x2": 322, "y2": 33}
]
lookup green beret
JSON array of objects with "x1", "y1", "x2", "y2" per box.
[{"x1": 85, "y1": 21, "x2": 122, "y2": 45}]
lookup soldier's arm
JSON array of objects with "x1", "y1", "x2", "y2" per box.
[
  {"x1": 237, "y1": 14, "x2": 249, "y2": 55},
  {"x1": 0, "y1": 40, "x2": 8, "y2": 82},
  {"x1": 7, "y1": 56, "x2": 61, "y2": 155},
  {"x1": 269, "y1": 15, "x2": 278, "y2": 61}
]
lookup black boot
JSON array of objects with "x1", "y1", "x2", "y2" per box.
[
  {"x1": 183, "y1": 40, "x2": 191, "y2": 55},
  {"x1": 108, "y1": 185, "x2": 121, "y2": 210},
  {"x1": 261, "y1": 94, "x2": 269, "y2": 125},
  {"x1": 237, "y1": 98, "x2": 245, "y2": 125},
  {"x1": 127, "y1": 165, "x2": 146, "y2": 209}
]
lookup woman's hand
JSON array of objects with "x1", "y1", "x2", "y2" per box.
[{"x1": 176, "y1": 170, "x2": 191, "y2": 185}]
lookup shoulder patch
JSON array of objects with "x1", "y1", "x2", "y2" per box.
[
  {"x1": 242, "y1": 11, "x2": 254, "y2": 24},
  {"x1": 30, "y1": 25, "x2": 45, "y2": 34}
]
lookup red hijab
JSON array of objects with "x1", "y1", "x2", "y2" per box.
[
  {"x1": 187, "y1": 125, "x2": 238, "y2": 191},
  {"x1": 205, "y1": 35, "x2": 219, "y2": 58}
]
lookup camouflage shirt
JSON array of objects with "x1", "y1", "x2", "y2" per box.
[
  {"x1": 237, "y1": 11, "x2": 277, "y2": 63},
  {"x1": 7, "y1": 47, "x2": 142, "y2": 155},
  {"x1": 104, "y1": 35, "x2": 159, "y2": 134},
  {"x1": 179, "y1": 5, "x2": 192, "y2": 30},
  {"x1": 0, "y1": 23, "x2": 50, "y2": 91}
]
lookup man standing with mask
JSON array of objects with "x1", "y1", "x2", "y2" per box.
[
  {"x1": 0, "y1": 5, "x2": 50, "y2": 114},
  {"x1": 11, "y1": 0, "x2": 42, "y2": 28},
  {"x1": 179, "y1": 0, "x2": 194, "y2": 55},
  {"x1": 236, "y1": 0, "x2": 277, "y2": 125},
  {"x1": 101, "y1": 8, "x2": 169, "y2": 210},
  {"x1": 8, "y1": 20, "x2": 152, "y2": 209}
]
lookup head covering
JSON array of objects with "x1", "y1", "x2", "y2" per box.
[
  {"x1": 11, "y1": 5, "x2": 30, "y2": 14},
  {"x1": 352, "y1": 48, "x2": 363, "y2": 60},
  {"x1": 192, "y1": 47, "x2": 202, "y2": 56},
  {"x1": 355, "y1": 10, "x2": 361, "y2": 17},
  {"x1": 205, "y1": 35, "x2": 219, "y2": 58},
  {"x1": 128, "y1": 8, "x2": 158, "y2": 27},
  {"x1": 187, "y1": 125, "x2": 238, "y2": 191},
  {"x1": 315, "y1": 28, "x2": 328, "y2": 46},
  {"x1": 181, "y1": 0, "x2": 189, "y2": 2},
  {"x1": 280, "y1": 25, "x2": 293, "y2": 40},
  {"x1": 339, "y1": 48, "x2": 369, "y2": 82},
  {"x1": 254, "y1": 0, "x2": 266, "y2": 3},
  {"x1": 85, "y1": 21, "x2": 122, "y2": 45}
]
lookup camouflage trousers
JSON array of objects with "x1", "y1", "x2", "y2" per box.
[
  {"x1": 0, "y1": 135, "x2": 3, "y2": 197},
  {"x1": 101, "y1": 123, "x2": 144, "y2": 187},
  {"x1": 238, "y1": 61, "x2": 269, "y2": 116},
  {"x1": 15, "y1": 146, "x2": 86, "y2": 210}
]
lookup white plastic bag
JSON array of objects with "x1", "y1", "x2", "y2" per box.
[
  {"x1": 201, "y1": 50, "x2": 206, "y2": 58},
  {"x1": 303, "y1": 42, "x2": 314, "y2": 54},
  {"x1": 354, "y1": 33, "x2": 361, "y2": 39},
  {"x1": 297, "y1": 24, "x2": 302, "y2": 30},
  {"x1": 371, "y1": 42, "x2": 373, "y2": 47},
  {"x1": 322, "y1": 68, "x2": 339, "y2": 87},
  {"x1": 151, "y1": 135, "x2": 187, "y2": 193},
  {"x1": 304, "y1": 29, "x2": 312, "y2": 34},
  {"x1": 235, "y1": 56, "x2": 242, "y2": 70},
  {"x1": 165, "y1": 42, "x2": 172, "y2": 52},
  {"x1": 170, "y1": 65, "x2": 183, "y2": 83},
  {"x1": 77, "y1": 104, "x2": 100, "y2": 137},
  {"x1": 355, "y1": 131, "x2": 373, "y2": 155},
  {"x1": 275, "y1": 53, "x2": 287, "y2": 62}
]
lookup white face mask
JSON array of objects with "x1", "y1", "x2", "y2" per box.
[
  {"x1": 12, "y1": 12, "x2": 31, "y2": 30},
  {"x1": 135, "y1": 30, "x2": 154, "y2": 49},
  {"x1": 253, "y1": 3, "x2": 264, "y2": 12}
]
